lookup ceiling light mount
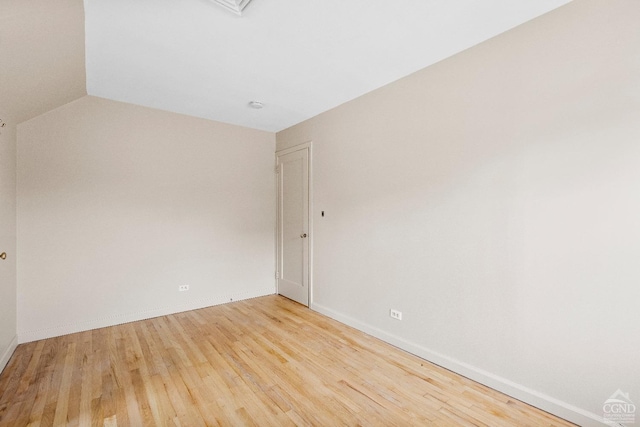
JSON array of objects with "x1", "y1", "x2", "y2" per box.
[
  {"x1": 211, "y1": 0, "x2": 253, "y2": 16},
  {"x1": 248, "y1": 101, "x2": 264, "y2": 109}
]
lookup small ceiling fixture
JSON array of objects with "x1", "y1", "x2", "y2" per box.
[
  {"x1": 211, "y1": 0, "x2": 254, "y2": 16},
  {"x1": 248, "y1": 101, "x2": 264, "y2": 109}
]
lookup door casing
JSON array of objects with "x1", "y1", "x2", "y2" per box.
[{"x1": 276, "y1": 142, "x2": 312, "y2": 307}]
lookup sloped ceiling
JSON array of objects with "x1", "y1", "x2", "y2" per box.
[
  {"x1": 0, "y1": 0, "x2": 86, "y2": 124},
  {"x1": 85, "y1": 0, "x2": 572, "y2": 132},
  {"x1": 1, "y1": 0, "x2": 572, "y2": 131}
]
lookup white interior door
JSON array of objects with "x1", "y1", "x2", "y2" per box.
[
  {"x1": 0, "y1": 119, "x2": 16, "y2": 359},
  {"x1": 277, "y1": 146, "x2": 310, "y2": 306}
]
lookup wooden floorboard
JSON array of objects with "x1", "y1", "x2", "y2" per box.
[{"x1": 0, "y1": 295, "x2": 575, "y2": 426}]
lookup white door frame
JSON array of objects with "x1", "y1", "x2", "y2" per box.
[{"x1": 276, "y1": 141, "x2": 313, "y2": 307}]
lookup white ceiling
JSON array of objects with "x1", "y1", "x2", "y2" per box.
[{"x1": 85, "y1": 0, "x2": 571, "y2": 132}]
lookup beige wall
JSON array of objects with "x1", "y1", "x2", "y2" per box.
[
  {"x1": 18, "y1": 96, "x2": 276, "y2": 341},
  {"x1": 0, "y1": 0, "x2": 85, "y2": 373},
  {"x1": 0, "y1": 0, "x2": 86, "y2": 124},
  {"x1": 277, "y1": 1, "x2": 640, "y2": 424},
  {"x1": 0, "y1": 111, "x2": 17, "y2": 372}
]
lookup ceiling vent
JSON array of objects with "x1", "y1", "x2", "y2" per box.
[{"x1": 211, "y1": 0, "x2": 253, "y2": 16}]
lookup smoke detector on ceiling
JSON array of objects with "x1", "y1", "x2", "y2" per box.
[{"x1": 211, "y1": 0, "x2": 253, "y2": 16}]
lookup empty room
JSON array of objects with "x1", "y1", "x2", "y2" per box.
[{"x1": 1, "y1": 0, "x2": 638, "y2": 425}]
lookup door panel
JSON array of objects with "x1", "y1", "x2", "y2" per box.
[{"x1": 277, "y1": 147, "x2": 309, "y2": 306}]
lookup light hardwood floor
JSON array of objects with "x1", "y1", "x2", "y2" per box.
[{"x1": 0, "y1": 295, "x2": 574, "y2": 426}]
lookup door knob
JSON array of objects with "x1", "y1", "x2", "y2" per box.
[
  {"x1": 300, "y1": 233, "x2": 307, "y2": 238},
  {"x1": 0, "y1": 252, "x2": 6, "y2": 260}
]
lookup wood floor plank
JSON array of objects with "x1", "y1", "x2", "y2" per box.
[
  {"x1": 51, "y1": 340, "x2": 77, "y2": 426},
  {"x1": 0, "y1": 295, "x2": 576, "y2": 426}
]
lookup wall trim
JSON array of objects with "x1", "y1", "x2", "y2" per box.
[
  {"x1": 0, "y1": 335, "x2": 18, "y2": 375},
  {"x1": 311, "y1": 302, "x2": 609, "y2": 427},
  {"x1": 19, "y1": 287, "x2": 275, "y2": 344}
]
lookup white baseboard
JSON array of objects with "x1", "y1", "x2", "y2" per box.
[
  {"x1": 0, "y1": 335, "x2": 18, "y2": 375},
  {"x1": 19, "y1": 287, "x2": 275, "y2": 344},
  {"x1": 311, "y1": 302, "x2": 609, "y2": 427}
]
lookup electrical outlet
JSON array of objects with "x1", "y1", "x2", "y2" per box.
[
  {"x1": 179, "y1": 285, "x2": 189, "y2": 292},
  {"x1": 390, "y1": 309, "x2": 402, "y2": 320}
]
